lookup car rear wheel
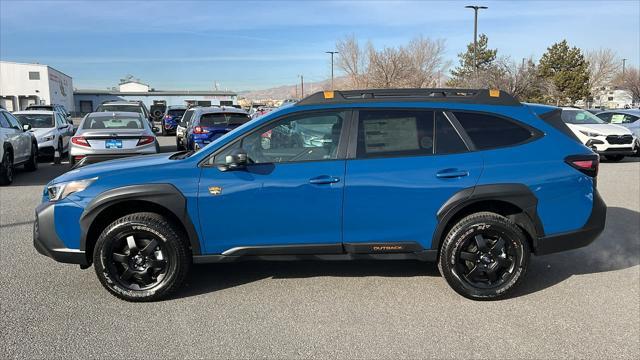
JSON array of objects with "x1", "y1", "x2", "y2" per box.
[
  {"x1": 604, "y1": 155, "x2": 624, "y2": 161},
  {"x1": 0, "y1": 152, "x2": 14, "y2": 185},
  {"x1": 161, "y1": 120, "x2": 167, "y2": 136},
  {"x1": 438, "y1": 212, "x2": 530, "y2": 300},
  {"x1": 24, "y1": 143, "x2": 38, "y2": 171},
  {"x1": 176, "y1": 138, "x2": 184, "y2": 151},
  {"x1": 93, "y1": 212, "x2": 191, "y2": 302}
]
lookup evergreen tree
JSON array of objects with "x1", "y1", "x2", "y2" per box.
[
  {"x1": 449, "y1": 34, "x2": 498, "y2": 84},
  {"x1": 538, "y1": 40, "x2": 590, "y2": 104}
]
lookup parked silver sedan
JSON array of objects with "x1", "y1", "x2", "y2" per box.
[{"x1": 69, "y1": 112, "x2": 159, "y2": 167}]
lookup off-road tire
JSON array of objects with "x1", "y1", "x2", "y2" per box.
[
  {"x1": 24, "y1": 143, "x2": 38, "y2": 171},
  {"x1": 438, "y1": 211, "x2": 530, "y2": 300},
  {"x1": 0, "y1": 151, "x2": 13, "y2": 185},
  {"x1": 93, "y1": 212, "x2": 191, "y2": 302}
]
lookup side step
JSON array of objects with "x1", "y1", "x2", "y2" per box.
[{"x1": 193, "y1": 242, "x2": 437, "y2": 264}]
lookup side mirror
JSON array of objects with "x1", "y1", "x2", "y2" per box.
[
  {"x1": 23, "y1": 124, "x2": 32, "y2": 131},
  {"x1": 218, "y1": 149, "x2": 248, "y2": 171}
]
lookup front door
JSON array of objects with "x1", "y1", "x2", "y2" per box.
[
  {"x1": 198, "y1": 110, "x2": 349, "y2": 254},
  {"x1": 343, "y1": 109, "x2": 483, "y2": 250}
]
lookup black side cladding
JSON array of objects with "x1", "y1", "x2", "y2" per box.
[{"x1": 538, "y1": 108, "x2": 582, "y2": 143}]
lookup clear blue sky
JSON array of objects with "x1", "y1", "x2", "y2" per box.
[{"x1": 1, "y1": 0, "x2": 638, "y2": 91}]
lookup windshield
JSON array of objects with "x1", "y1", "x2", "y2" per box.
[
  {"x1": 26, "y1": 106, "x2": 53, "y2": 111},
  {"x1": 561, "y1": 109, "x2": 605, "y2": 124},
  {"x1": 14, "y1": 114, "x2": 54, "y2": 128},
  {"x1": 83, "y1": 116, "x2": 144, "y2": 129},
  {"x1": 96, "y1": 105, "x2": 143, "y2": 114},
  {"x1": 200, "y1": 113, "x2": 250, "y2": 127},
  {"x1": 168, "y1": 109, "x2": 186, "y2": 118}
]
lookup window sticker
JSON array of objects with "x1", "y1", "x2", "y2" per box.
[
  {"x1": 611, "y1": 114, "x2": 625, "y2": 124},
  {"x1": 363, "y1": 117, "x2": 419, "y2": 153}
]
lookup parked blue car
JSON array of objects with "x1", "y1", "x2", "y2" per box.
[
  {"x1": 34, "y1": 89, "x2": 606, "y2": 302},
  {"x1": 596, "y1": 109, "x2": 640, "y2": 155},
  {"x1": 160, "y1": 106, "x2": 187, "y2": 136},
  {"x1": 184, "y1": 107, "x2": 251, "y2": 150}
]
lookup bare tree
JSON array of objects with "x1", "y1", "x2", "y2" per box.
[
  {"x1": 586, "y1": 48, "x2": 620, "y2": 93},
  {"x1": 403, "y1": 36, "x2": 450, "y2": 88},
  {"x1": 335, "y1": 35, "x2": 449, "y2": 89},
  {"x1": 615, "y1": 66, "x2": 640, "y2": 105},
  {"x1": 335, "y1": 34, "x2": 368, "y2": 89}
]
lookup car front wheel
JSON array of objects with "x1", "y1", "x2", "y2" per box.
[
  {"x1": 24, "y1": 143, "x2": 38, "y2": 171},
  {"x1": 93, "y1": 212, "x2": 191, "y2": 302},
  {"x1": 0, "y1": 152, "x2": 14, "y2": 185},
  {"x1": 438, "y1": 211, "x2": 530, "y2": 300}
]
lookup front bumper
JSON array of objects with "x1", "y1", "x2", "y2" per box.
[
  {"x1": 534, "y1": 189, "x2": 606, "y2": 255},
  {"x1": 33, "y1": 202, "x2": 88, "y2": 266}
]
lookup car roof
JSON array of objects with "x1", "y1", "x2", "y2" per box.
[
  {"x1": 195, "y1": 106, "x2": 248, "y2": 115},
  {"x1": 13, "y1": 110, "x2": 56, "y2": 115},
  {"x1": 167, "y1": 105, "x2": 187, "y2": 110},
  {"x1": 597, "y1": 109, "x2": 640, "y2": 116},
  {"x1": 99, "y1": 102, "x2": 142, "y2": 106},
  {"x1": 87, "y1": 111, "x2": 142, "y2": 118}
]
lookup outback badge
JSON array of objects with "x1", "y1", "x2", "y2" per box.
[{"x1": 208, "y1": 186, "x2": 222, "y2": 196}]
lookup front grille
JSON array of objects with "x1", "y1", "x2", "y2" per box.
[{"x1": 606, "y1": 134, "x2": 633, "y2": 144}]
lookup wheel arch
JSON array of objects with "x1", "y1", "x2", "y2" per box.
[
  {"x1": 79, "y1": 184, "x2": 201, "y2": 265},
  {"x1": 432, "y1": 184, "x2": 544, "y2": 253}
]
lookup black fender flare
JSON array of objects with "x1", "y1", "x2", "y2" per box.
[
  {"x1": 79, "y1": 184, "x2": 201, "y2": 255},
  {"x1": 431, "y1": 184, "x2": 545, "y2": 251}
]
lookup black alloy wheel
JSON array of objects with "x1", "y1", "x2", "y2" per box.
[
  {"x1": 0, "y1": 153, "x2": 13, "y2": 185},
  {"x1": 438, "y1": 212, "x2": 529, "y2": 300},
  {"x1": 106, "y1": 233, "x2": 168, "y2": 291},
  {"x1": 454, "y1": 231, "x2": 517, "y2": 289}
]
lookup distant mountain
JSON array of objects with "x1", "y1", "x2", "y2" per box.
[{"x1": 239, "y1": 77, "x2": 348, "y2": 100}]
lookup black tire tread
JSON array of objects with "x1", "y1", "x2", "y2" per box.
[
  {"x1": 438, "y1": 211, "x2": 530, "y2": 301},
  {"x1": 93, "y1": 212, "x2": 191, "y2": 302}
]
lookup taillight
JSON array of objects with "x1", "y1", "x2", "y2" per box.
[
  {"x1": 71, "y1": 136, "x2": 90, "y2": 147},
  {"x1": 137, "y1": 136, "x2": 155, "y2": 146},
  {"x1": 193, "y1": 126, "x2": 209, "y2": 134},
  {"x1": 565, "y1": 155, "x2": 599, "y2": 177}
]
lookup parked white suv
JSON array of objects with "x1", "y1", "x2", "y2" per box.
[
  {"x1": 13, "y1": 110, "x2": 73, "y2": 160},
  {"x1": 0, "y1": 109, "x2": 39, "y2": 185},
  {"x1": 561, "y1": 107, "x2": 636, "y2": 161}
]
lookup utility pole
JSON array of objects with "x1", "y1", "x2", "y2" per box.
[
  {"x1": 299, "y1": 75, "x2": 304, "y2": 98},
  {"x1": 623, "y1": 58, "x2": 627, "y2": 76},
  {"x1": 465, "y1": 5, "x2": 488, "y2": 83},
  {"x1": 326, "y1": 51, "x2": 338, "y2": 89}
]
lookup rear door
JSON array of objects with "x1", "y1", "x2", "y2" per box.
[
  {"x1": 342, "y1": 109, "x2": 483, "y2": 251},
  {"x1": 197, "y1": 110, "x2": 349, "y2": 254}
]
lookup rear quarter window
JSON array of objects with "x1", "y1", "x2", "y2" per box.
[{"x1": 453, "y1": 112, "x2": 536, "y2": 150}]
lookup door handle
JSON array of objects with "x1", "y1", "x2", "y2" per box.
[
  {"x1": 309, "y1": 175, "x2": 341, "y2": 184},
  {"x1": 436, "y1": 169, "x2": 470, "y2": 179}
]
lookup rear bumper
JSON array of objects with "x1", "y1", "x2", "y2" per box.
[
  {"x1": 534, "y1": 189, "x2": 606, "y2": 255},
  {"x1": 33, "y1": 202, "x2": 88, "y2": 265},
  {"x1": 73, "y1": 153, "x2": 149, "y2": 168}
]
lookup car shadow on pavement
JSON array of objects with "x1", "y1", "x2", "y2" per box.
[
  {"x1": 9, "y1": 163, "x2": 72, "y2": 187},
  {"x1": 177, "y1": 260, "x2": 440, "y2": 299},
  {"x1": 514, "y1": 206, "x2": 640, "y2": 297},
  {"x1": 176, "y1": 206, "x2": 639, "y2": 300}
]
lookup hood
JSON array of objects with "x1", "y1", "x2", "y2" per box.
[
  {"x1": 567, "y1": 123, "x2": 632, "y2": 135},
  {"x1": 31, "y1": 128, "x2": 55, "y2": 138},
  {"x1": 50, "y1": 152, "x2": 173, "y2": 184}
]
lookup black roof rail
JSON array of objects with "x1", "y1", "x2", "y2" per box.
[{"x1": 296, "y1": 88, "x2": 521, "y2": 106}]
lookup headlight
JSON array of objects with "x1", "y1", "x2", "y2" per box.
[
  {"x1": 41, "y1": 135, "x2": 55, "y2": 142},
  {"x1": 47, "y1": 178, "x2": 97, "y2": 202},
  {"x1": 579, "y1": 130, "x2": 603, "y2": 137}
]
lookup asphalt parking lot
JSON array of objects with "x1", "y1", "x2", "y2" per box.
[{"x1": 1, "y1": 135, "x2": 638, "y2": 359}]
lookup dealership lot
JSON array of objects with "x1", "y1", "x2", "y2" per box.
[{"x1": 1, "y1": 135, "x2": 638, "y2": 358}]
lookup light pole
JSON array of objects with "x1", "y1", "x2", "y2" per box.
[
  {"x1": 299, "y1": 75, "x2": 304, "y2": 98},
  {"x1": 465, "y1": 5, "x2": 488, "y2": 81},
  {"x1": 326, "y1": 51, "x2": 338, "y2": 89}
]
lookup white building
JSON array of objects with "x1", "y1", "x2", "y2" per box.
[
  {"x1": 0, "y1": 61, "x2": 74, "y2": 112},
  {"x1": 592, "y1": 87, "x2": 634, "y2": 109},
  {"x1": 118, "y1": 80, "x2": 150, "y2": 92}
]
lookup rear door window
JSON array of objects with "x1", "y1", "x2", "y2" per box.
[
  {"x1": 453, "y1": 112, "x2": 535, "y2": 150},
  {"x1": 356, "y1": 109, "x2": 434, "y2": 158},
  {"x1": 435, "y1": 112, "x2": 468, "y2": 154}
]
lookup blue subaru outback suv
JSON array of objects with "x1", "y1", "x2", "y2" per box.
[{"x1": 34, "y1": 89, "x2": 606, "y2": 302}]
